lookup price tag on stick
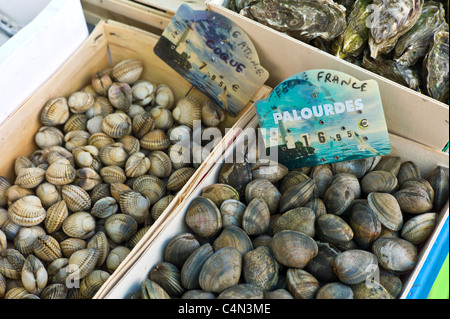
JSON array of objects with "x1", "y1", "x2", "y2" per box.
[
  {"x1": 154, "y1": 4, "x2": 269, "y2": 117},
  {"x1": 255, "y1": 69, "x2": 391, "y2": 169}
]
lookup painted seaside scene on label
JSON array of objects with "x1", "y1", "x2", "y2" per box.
[
  {"x1": 154, "y1": 4, "x2": 269, "y2": 117},
  {"x1": 255, "y1": 69, "x2": 391, "y2": 169}
]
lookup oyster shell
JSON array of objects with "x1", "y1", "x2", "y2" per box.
[{"x1": 340, "y1": 0, "x2": 372, "y2": 57}]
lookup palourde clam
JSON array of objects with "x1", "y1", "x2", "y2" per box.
[
  {"x1": 136, "y1": 151, "x2": 447, "y2": 299},
  {"x1": 0, "y1": 58, "x2": 226, "y2": 299}
]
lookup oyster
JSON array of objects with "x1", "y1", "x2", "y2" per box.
[
  {"x1": 394, "y1": 1, "x2": 448, "y2": 66},
  {"x1": 422, "y1": 29, "x2": 449, "y2": 102},
  {"x1": 243, "y1": 0, "x2": 347, "y2": 42},
  {"x1": 368, "y1": 0, "x2": 424, "y2": 58}
]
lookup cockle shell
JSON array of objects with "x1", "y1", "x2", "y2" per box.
[
  {"x1": 132, "y1": 175, "x2": 166, "y2": 204},
  {"x1": 147, "y1": 151, "x2": 172, "y2": 178},
  {"x1": 60, "y1": 238, "x2": 87, "y2": 258},
  {"x1": 61, "y1": 184, "x2": 91, "y2": 212},
  {"x1": 87, "y1": 96, "x2": 114, "y2": 118},
  {"x1": 40, "y1": 97, "x2": 70, "y2": 126},
  {"x1": 21, "y1": 254, "x2": 48, "y2": 295},
  {"x1": 172, "y1": 96, "x2": 202, "y2": 128},
  {"x1": 91, "y1": 196, "x2": 118, "y2": 219},
  {"x1": 7, "y1": 195, "x2": 46, "y2": 227},
  {"x1": 111, "y1": 59, "x2": 143, "y2": 84},
  {"x1": 118, "y1": 135, "x2": 140, "y2": 155},
  {"x1": 167, "y1": 167, "x2": 196, "y2": 192},
  {"x1": 40, "y1": 283, "x2": 68, "y2": 299},
  {"x1": 86, "y1": 231, "x2": 109, "y2": 267},
  {"x1": 131, "y1": 80, "x2": 155, "y2": 106},
  {"x1": 0, "y1": 177, "x2": 11, "y2": 208},
  {"x1": 91, "y1": 70, "x2": 113, "y2": 96},
  {"x1": 46, "y1": 159, "x2": 76, "y2": 186},
  {"x1": 201, "y1": 100, "x2": 225, "y2": 127},
  {"x1": 104, "y1": 214, "x2": 138, "y2": 244},
  {"x1": 64, "y1": 114, "x2": 88, "y2": 133},
  {"x1": 0, "y1": 249, "x2": 26, "y2": 279},
  {"x1": 88, "y1": 133, "x2": 114, "y2": 151},
  {"x1": 99, "y1": 142, "x2": 129, "y2": 167},
  {"x1": 62, "y1": 211, "x2": 96, "y2": 239},
  {"x1": 119, "y1": 190, "x2": 151, "y2": 224},
  {"x1": 15, "y1": 167, "x2": 46, "y2": 189},
  {"x1": 125, "y1": 152, "x2": 150, "y2": 178},
  {"x1": 86, "y1": 115, "x2": 105, "y2": 134},
  {"x1": 68, "y1": 91, "x2": 95, "y2": 114},
  {"x1": 132, "y1": 111, "x2": 155, "y2": 139},
  {"x1": 108, "y1": 83, "x2": 133, "y2": 112},
  {"x1": 73, "y1": 168, "x2": 102, "y2": 191},
  {"x1": 100, "y1": 165, "x2": 127, "y2": 184},
  {"x1": 155, "y1": 84, "x2": 175, "y2": 109},
  {"x1": 150, "y1": 106, "x2": 174, "y2": 130},
  {"x1": 140, "y1": 129, "x2": 171, "y2": 151},
  {"x1": 33, "y1": 235, "x2": 63, "y2": 263},
  {"x1": 35, "y1": 126, "x2": 64, "y2": 149},
  {"x1": 106, "y1": 246, "x2": 130, "y2": 273},
  {"x1": 36, "y1": 183, "x2": 61, "y2": 209},
  {"x1": 79, "y1": 269, "x2": 110, "y2": 299},
  {"x1": 64, "y1": 130, "x2": 90, "y2": 151},
  {"x1": 67, "y1": 248, "x2": 100, "y2": 279},
  {"x1": 102, "y1": 113, "x2": 132, "y2": 139},
  {"x1": 44, "y1": 200, "x2": 69, "y2": 234},
  {"x1": 151, "y1": 195, "x2": 174, "y2": 221}
]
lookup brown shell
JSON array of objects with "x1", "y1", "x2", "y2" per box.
[
  {"x1": 167, "y1": 167, "x2": 196, "y2": 192},
  {"x1": 111, "y1": 59, "x2": 144, "y2": 84},
  {"x1": 45, "y1": 159, "x2": 76, "y2": 186},
  {"x1": 140, "y1": 129, "x2": 171, "y2": 151},
  {"x1": 7, "y1": 195, "x2": 46, "y2": 227},
  {"x1": 61, "y1": 185, "x2": 91, "y2": 212},
  {"x1": 40, "y1": 97, "x2": 70, "y2": 126},
  {"x1": 44, "y1": 200, "x2": 69, "y2": 234}
]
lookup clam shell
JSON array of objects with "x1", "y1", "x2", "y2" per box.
[
  {"x1": 86, "y1": 231, "x2": 109, "y2": 267},
  {"x1": 0, "y1": 249, "x2": 26, "y2": 279},
  {"x1": 14, "y1": 156, "x2": 35, "y2": 176},
  {"x1": 303, "y1": 198, "x2": 327, "y2": 217},
  {"x1": 47, "y1": 258, "x2": 69, "y2": 284},
  {"x1": 397, "y1": 161, "x2": 421, "y2": 185},
  {"x1": 140, "y1": 129, "x2": 171, "y2": 151},
  {"x1": 379, "y1": 270, "x2": 402, "y2": 298},
  {"x1": 5, "y1": 287, "x2": 31, "y2": 299},
  {"x1": 132, "y1": 175, "x2": 166, "y2": 204},
  {"x1": 119, "y1": 190, "x2": 150, "y2": 224},
  {"x1": 349, "y1": 200, "x2": 382, "y2": 249},
  {"x1": 106, "y1": 246, "x2": 130, "y2": 273},
  {"x1": 40, "y1": 283, "x2": 68, "y2": 299},
  {"x1": 394, "y1": 187, "x2": 433, "y2": 214},
  {"x1": 217, "y1": 283, "x2": 263, "y2": 299},
  {"x1": 67, "y1": 248, "x2": 100, "y2": 279},
  {"x1": 44, "y1": 200, "x2": 69, "y2": 234},
  {"x1": 125, "y1": 152, "x2": 150, "y2": 178},
  {"x1": 45, "y1": 159, "x2": 76, "y2": 186},
  {"x1": 88, "y1": 96, "x2": 114, "y2": 118},
  {"x1": 40, "y1": 97, "x2": 70, "y2": 126},
  {"x1": 180, "y1": 243, "x2": 214, "y2": 290},
  {"x1": 164, "y1": 233, "x2": 200, "y2": 269},
  {"x1": 220, "y1": 199, "x2": 246, "y2": 228},
  {"x1": 185, "y1": 196, "x2": 222, "y2": 238},
  {"x1": 167, "y1": 167, "x2": 196, "y2": 192},
  {"x1": 273, "y1": 207, "x2": 316, "y2": 238},
  {"x1": 141, "y1": 279, "x2": 170, "y2": 299},
  {"x1": 111, "y1": 59, "x2": 143, "y2": 84},
  {"x1": 0, "y1": 176, "x2": 11, "y2": 208},
  {"x1": 428, "y1": 166, "x2": 449, "y2": 212},
  {"x1": 372, "y1": 238, "x2": 417, "y2": 274},
  {"x1": 90, "y1": 183, "x2": 111, "y2": 204},
  {"x1": 7, "y1": 195, "x2": 46, "y2": 227},
  {"x1": 35, "y1": 126, "x2": 64, "y2": 149},
  {"x1": 99, "y1": 142, "x2": 129, "y2": 167},
  {"x1": 331, "y1": 173, "x2": 362, "y2": 199},
  {"x1": 279, "y1": 179, "x2": 317, "y2": 214},
  {"x1": 401, "y1": 212, "x2": 437, "y2": 245},
  {"x1": 286, "y1": 268, "x2": 320, "y2": 299},
  {"x1": 131, "y1": 80, "x2": 155, "y2": 106},
  {"x1": 317, "y1": 214, "x2": 354, "y2": 245},
  {"x1": 181, "y1": 290, "x2": 216, "y2": 299},
  {"x1": 0, "y1": 229, "x2": 6, "y2": 252},
  {"x1": 243, "y1": 246, "x2": 278, "y2": 292},
  {"x1": 361, "y1": 170, "x2": 398, "y2": 194},
  {"x1": 218, "y1": 161, "x2": 253, "y2": 199},
  {"x1": 323, "y1": 182, "x2": 355, "y2": 216},
  {"x1": 251, "y1": 160, "x2": 289, "y2": 184},
  {"x1": 201, "y1": 100, "x2": 225, "y2": 127},
  {"x1": 149, "y1": 262, "x2": 185, "y2": 297},
  {"x1": 91, "y1": 70, "x2": 113, "y2": 96},
  {"x1": 374, "y1": 156, "x2": 402, "y2": 176},
  {"x1": 68, "y1": 91, "x2": 95, "y2": 114},
  {"x1": 15, "y1": 167, "x2": 46, "y2": 189},
  {"x1": 172, "y1": 96, "x2": 201, "y2": 128},
  {"x1": 62, "y1": 212, "x2": 96, "y2": 239},
  {"x1": 33, "y1": 235, "x2": 63, "y2": 263},
  {"x1": 151, "y1": 194, "x2": 174, "y2": 221},
  {"x1": 316, "y1": 282, "x2": 353, "y2": 299},
  {"x1": 352, "y1": 281, "x2": 392, "y2": 299},
  {"x1": 245, "y1": 179, "x2": 281, "y2": 215},
  {"x1": 64, "y1": 130, "x2": 90, "y2": 151},
  {"x1": 64, "y1": 114, "x2": 88, "y2": 133},
  {"x1": 79, "y1": 270, "x2": 110, "y2": 299},
  {"x1": 86, "y1": 115, "x2": 105, "y2": 134},
  {"x1": 198, "y1": 247, "x2": 242, "y2": 293},
  {"x1": 118, "y1": 135, "x2": 140, "y2": 155},
  {"x1": 100, "y1": 165, "x2": 127, "y2": 184},
  {"x1": 168, "y1": 144, "x2": 191, "y2": 170},
  {"x1": 61, "y1": 185, "x2": 91, "y2": 212},
  {"x1": 333, "y1": 249, "x2": 378, "y2": 284},
  {"x1": 150, "y1": 106, "x2": 174, "y2": 130},
  {"x1": 132, "y1": 111, "x2": 155, "y2": 139},
  {"x1": 102, "y1": 113, "x2": 132, "y2": 139},
  {"x1": 311, "y1": 164, "x2": 333, "y2": 198},
  {"x1": 331, "y1": 159, "x2": 371, "y2": 178},
  {"x1": 279, "y1": 171, "x2": 311, "y2": 194},
  {"x1": 213, "y1": 225, "x2": 253, "y2": 256},
  {"x1": 104, "y1": 214, "x2": 138, "y2": 244},
  {"x1": 108, "y1": 83, "x2": 133, "y2": 112},
  {"x1": 155, "y1": 84, "x2": 175, "y2": 109},
  {"x1": 305, "y1": 242, "x2": 340, "y2": 282},
  {"x1": 201, "y1": 183, "x2": 240, "y2": 208},
  {"x1": 60, "y1": 238, "x2": 87, "y2": 258},
  {"x1": 36, "y1": 182, "x2": 62, "y2": 209},
  {"x1": 73, "y1": 168, "x2": 102, "y2": 191},
  {"x1": 367, "y1": 192, "x2": 403, "y2": 231},
  {"x1": 264, "y1": 289, "x2": 294, "y2": 299},
  {"x1": 88, "y1": 133, "x2": 115, "y2": 150},
  {"x1": 242, "y1": 198, "x2": 270, "y2": 236},
  {"x1": 91, "y1": 196, "x2": 118, "y2": 219},
  {"x1": 271, "y1": 230, "x2": 318, "y2": 268},
  {"x1": 148, "y1": 151, "x2": 172, "y2": 178}
]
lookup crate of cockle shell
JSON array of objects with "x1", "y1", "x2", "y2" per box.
[
  {"x1": 206, "y1": 0, "x2": 449, "y2": 152},
  {"x1": 0, "y1": 20, "x2": 271, "y2": 299},
  {"x1": 97, "y1": 109, "x2": 449, "y2": 299}
]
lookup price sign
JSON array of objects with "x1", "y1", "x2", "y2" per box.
[
  {"x1": 154, "y1": 4, "x2": 269, "y2": 117},
  {"x1": 255, "y1": 69, "x2": 391, "y2": 169}
]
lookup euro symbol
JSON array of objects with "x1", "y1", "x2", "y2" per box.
[{"x1": 358, "y1": 119, "x2": 369, "y2": 130}]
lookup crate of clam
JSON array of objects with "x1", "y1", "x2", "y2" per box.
[
  {"x1": 99, "y1": 113, "x2": 449, "y2": 299},
  {"x1": 0, "y1": 20, "x2": 269, "y2": 300}
]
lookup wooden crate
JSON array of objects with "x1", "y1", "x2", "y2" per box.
[
  {"x1": 99, "y1": 109, "x2": 449, "y2": 299},
  {"x1": 205, "y1": 0, "x2": 449, "y2": 153},
  {"x1": 0, "y1": 19, "x2": 270, "y2": 298}
]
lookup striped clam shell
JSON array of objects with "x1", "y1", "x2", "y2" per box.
[
  {"x1": 88, "y1": 133, "x2": 114, "y2": 151},
  {"x1": 33, "y1": 235, "x2": 63, "y2": 263},
  {"x1": 35, "y1": 126, "x2": 64, "y2": 149},
  {"x1": 90, "y1": 183, "x2": 111, "y2": 204},
  {"x1": 151, "y1": 194, "x2": 175, "y2": 221},
  {"x1": 111, "y1": 59, "x2": 144, "y2": 84},
  {"x1": 15, "y1": 167, "x2": 46, "y2": 189},
  {"x1": 100, "y1": 166, "x2": 127, "y2": 184},
  {"x1": 148, "y1": 151, "x2": 172, "y2": 178},
  {"x1": 73, "y1": 168, "x2": 102, "y2": 191},
  {"x1": 68, "y1": 91, "x2": 95, "y2": 114},
  {"x1": 87, "y1": 231, "x2": 109, "y2": 267},
  {"x1": 128, "y1": 225, "x2": 151, "y2": 249},
  {"x1": 110, "y1": 182, "x2": 132, "y2": 203},
  {"x1": 172, "y1": 96, "x2": 201, "y2": 128},
  {"x1": 63, "y1": 113, "x2": 88, "y2": 133},
  {"x1": 91, "y1": 70, "x2": 113, "y2": 96},
  {"x1": 40, "y1": 97, "x2": 70, "y2": 126},
  {"x1": 125, "y1": 152, "x2": 150, "y2": 178},
  {"x1": 91, "y1": 196, "x2": 118, "y2": 219},
  {"x1": 155, "y1": 83, "x2": 175, "y2": 109},
  {"x1": 132, "y1": 111, "x2": 155, "y2": 139},
  {"x1": 104, "y1": 214, "x2": 138, "y2": 244},
  {"x1": 45, "y1": 158, "x2": 76, "y2": 186},
  {"x1": 47, "y1": 258, "x2": 69, "y2": 284},
  {"x1": 36, "y1": 182, "x2": 61, "y2": 209},
  {"x1": 62, "y1": 211, "x2": 96, "y2": 239},
  {"x1": 60, "y1": 238, "x2": 87, "y2": 258},
  {"x1": 14, "y1": 226, "x2": 46, "y2": 257},
  {"x1": 132, "y1": 175, "x2": 166, "y2": 204},
  {"x1": 118, "y1": 135, "x2": 140, "y2": 155},
  {"x1": 40, "y1": 283, "x2": 68, "y2": 299},
  {"x1": 108, "y1": 83, "x2": 132, "y2": 112},
  {"x1": 61, "y1": 185, "x2": 91, "y2": 212},
  {"x1": 21, "y1": 254, "x2": 48, "y2": 295},
  {"x1": 44, "y1": 200, "x2": 69, "y2": 234},
  {"x1": 102, "y1": 112, "x2": 132, "y2": 139},
  {"x1": 99, "y1": 142, "x2": 129, "y2": 167},
  {"x1": 64, "y1": 130, "x2": 90, "y2": 151},
  {"x1": 67, "y1": 248, "x2": 100, "y2": 280},
  {"x1": 119, "y1": 190, "x2": 151, "y2": 224},
  {"x1": 150, "y1": 106, "x2": 173, "y2": 130},
  {"x1": 131, "y1": 80, "x2": 155, "y2": 106},
  {"x1": 167, "y1": 167, "x2": 196, "y2": 192},
  {"x1": 0, "y1": 177, "x2": 11, "y2": 207},
  {"x1": 0, "y1": 249, "x2": 26, "y2": 279},
  {"x1": 7, "y1": 195, "x2": 46, "y2": 227},
  {"x1": 79, "y1": 269, "x2": 110, "y2": 299},
  {"x1": 140, "y1": 129, "x2": 171, "y2": 151},
  {"x1": 106, "y1": 246, "x2": 130, "y2": 274}
]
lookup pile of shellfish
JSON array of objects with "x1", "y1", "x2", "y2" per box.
[
  {"x1": 0, "y1": 58, "x2": 227, "y2": 299},
  {"x1": 228, "y1": 0, "x2": 449, "y2": 104},
  {"x1": 133, "y1": 154, "x2": 448, "y2": 299}
]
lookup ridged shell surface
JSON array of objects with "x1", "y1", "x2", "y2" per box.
[{"x1": 7, "y1": 195, "x2": 46, "y2": 227}]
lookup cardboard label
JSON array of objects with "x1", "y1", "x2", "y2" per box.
[
  {"x1": 154, "y1": 4, "x2": 269, "y2": 117},
  {"x1": 255, "y1": 69, "x2": 391, "y2": 168}
]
